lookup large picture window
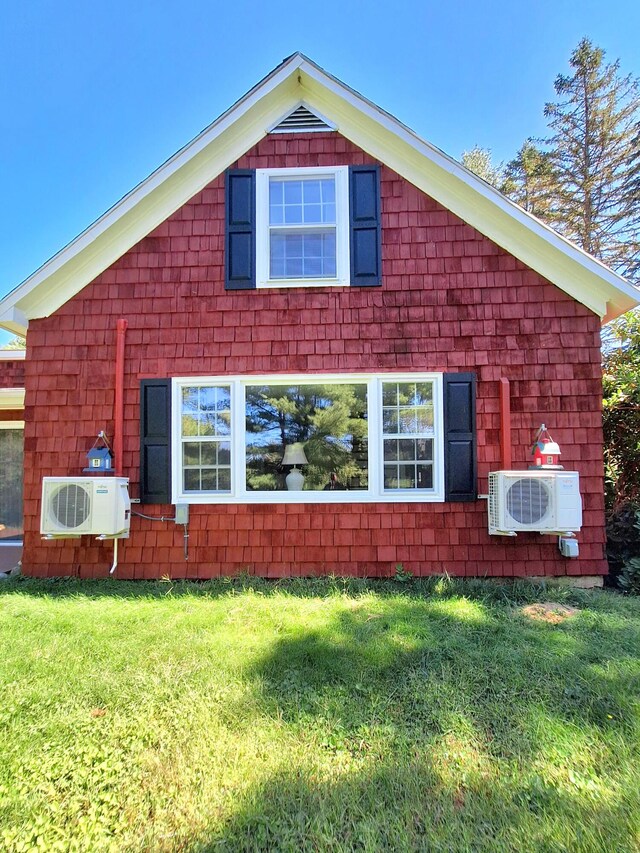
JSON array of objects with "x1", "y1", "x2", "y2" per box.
[
  {"x1": 172, "y1": 374, "x2": 444, "y2": 504},
  {"x1": 255, "y1": 167, "x2": 350, "y2": 288}
]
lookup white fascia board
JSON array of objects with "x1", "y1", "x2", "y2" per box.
[
  {"x1": 0, "y1": 388, "x2": 25, "y2": 410},
  {"x1": 0, "y1": 306, "x2": 28, "y2": 337},
  {"x1": 0, "y1": 58, "x2": 304, "y2": 325},
  {"x1": 299, "y1": 63, "x2": 639, "y2": 321}
]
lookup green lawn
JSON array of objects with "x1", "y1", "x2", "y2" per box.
[{"x1": 1, "y1": 576, "x2": 639, "y2": 852}]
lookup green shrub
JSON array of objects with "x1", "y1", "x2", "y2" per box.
[{"x1": 606, "y1": 504, "x2": 640, "y2": 593}]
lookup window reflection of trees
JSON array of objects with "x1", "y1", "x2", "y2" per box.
[
  {"x1": 245, "y1": 384, "x2": 368, "y2": 491},
  {"x1": 181, "y1": 386, "x2": 232, "y2": 492}
]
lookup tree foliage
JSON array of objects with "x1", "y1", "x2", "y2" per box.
[
  {"x1": 602, "y1": 319, "x2": 640, "y2": 508},
  {"x1": 502, "y1": 139, "x2": 556, "y2": 221},
  {"x1": 543, "y1": 38, "x2": 640, "y2": 282},
  {"x1": 2, "y1": 336, "x2": 26, "y2": 350},
  {"x1": 461, "y1": 146, "x2": 504, "y2": 187}
]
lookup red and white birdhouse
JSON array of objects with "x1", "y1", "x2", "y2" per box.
[{"x1": 530, "y1": 424, "x2": 563, "y2": 469}]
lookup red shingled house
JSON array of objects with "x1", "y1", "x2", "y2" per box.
[{"x1": 1, "y1": 54, "x2": 638, "y2": 583}]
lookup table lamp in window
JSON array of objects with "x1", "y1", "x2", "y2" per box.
[{"x1": 282, "y1": 443, "x2": 308, "y2": 491}]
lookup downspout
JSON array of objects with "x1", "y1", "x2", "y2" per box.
[
  {"x1": 499, "y1": 378, "x2": 512, "y2": 470},
  {"x1": 114, "y1": 319, "x2": 128, "y2": 477}
]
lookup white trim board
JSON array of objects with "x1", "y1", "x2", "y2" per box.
[
  {"x1": 0, "y1": 389, "x2": 25, "y2": 410},
  {"x1": 0, "y1": 53, "x2": 637, "y2": 334}
]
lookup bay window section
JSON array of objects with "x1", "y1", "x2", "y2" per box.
[{"x1": 173, "y1": 374, "x2": 443, "y2": 503}]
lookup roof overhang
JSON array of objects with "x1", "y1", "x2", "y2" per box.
[
  {"x1": 1, "y1": 53, "x2": 638, "y2": 335},
  {"x1": 0, "y1": 388, "x2": 25, "y2": 410}
]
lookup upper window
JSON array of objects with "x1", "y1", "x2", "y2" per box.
[
  {"x1": 172, "y1": 374, "x2": 444, "y2": 504},
  {"x1": 256, "y1": 167, "x2": 350, "y2": 288}
]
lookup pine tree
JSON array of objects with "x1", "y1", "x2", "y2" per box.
[
  {"x1": 543, "y1": 38, "x2": 640, "y2": 282},
  {"x1": 502, "y1": 139, "x2": 556, "y2": 221}
]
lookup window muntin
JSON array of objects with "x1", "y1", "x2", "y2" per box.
[
  {"x1": 256, "y1": 167, "x2": 349, "y2": 288},
  {"x1": 381, "y1": 382, "x2": 435, "y2": 491},
  {"x1": 173, "y1": 374, "x2": 444, "y2": 503},
  {"x1": 180, "y1": 385, "x2": 232, "y2": 493},
  {"x1": 245, "y1": 383, "x2": 368, "y2": 492}
]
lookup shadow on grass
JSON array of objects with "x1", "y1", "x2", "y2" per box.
[
  {"x1": 201, "y1": 601, "x2": 639, "y2": 850},
  {"x1": 192, "y1": 756, "x2": 637, "y2": 852}
]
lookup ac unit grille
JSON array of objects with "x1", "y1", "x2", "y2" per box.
[
  {"x1": 51, "y1": 484, "x2": 90, "y2": 529},
  {"x1": 506, "y1": 478, "x2": 550, "y2": 525}
]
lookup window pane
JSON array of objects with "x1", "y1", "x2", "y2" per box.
[
  {"x1": 382, "y1": 408, "x2": 398, "y2": 433},
  {"x1": 383, "y1": 439, "x2": 398, "y2": 461},
  {"x1": 384, "y1": 465, "x2": 399, "y2": 490},
  {"x1": 0, "y1": 429, "x2": 23, "y2": 540},
  {"x1": 397, "y1": 465, "x2": 416, "y2": 489},
  {"x1": 245, "y1": 383, "x2": 368, "y2": 491},
  {"x1": 200, "y1": 444, "x2": 217, "y2": 466},
  {"x1": 284, "y1": 181, "x2": 302, "y2": 204},
  {"x1": 417, "y1": 464, "x2": 433, "y2": 489},
  {"x1": 183, "y1": 442, "x2": 200, "y2": 466},
  {"x1": 184, "y1": 469, "x2": 200, "y2": 491},
  {"x1": 270, "y1": 230, "x2": 336, "y2": 280},
  {"x1": 201, "y1": 469, "x2": 217, "y2": 491}
]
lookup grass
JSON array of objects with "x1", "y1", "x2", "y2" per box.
[{"x1": 0, "y1": 576, "x2": 639, "y2": 852}]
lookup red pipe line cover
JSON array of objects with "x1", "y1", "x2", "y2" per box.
[
  {"x1": 114, "y1": 319, "x2": 128, "y2": 477},
  {"x1": 499, "y1": 377, "x2": 512, "y2": 470}
]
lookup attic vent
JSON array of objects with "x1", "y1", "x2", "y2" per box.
[{"x1": 269, "y1": 105, "x2": 335, "y2": 134}]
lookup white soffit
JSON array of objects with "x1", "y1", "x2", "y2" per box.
[
  {"x1": 0, "y1": 388, "x2": 25, "y2": 410},
  {"x1": 0, "y1": 53, "x2": 638, "y2": 335}
]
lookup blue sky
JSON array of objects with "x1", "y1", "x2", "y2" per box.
[{"x1": 1, "y1": 0, "x2": 639, "y2": 343}]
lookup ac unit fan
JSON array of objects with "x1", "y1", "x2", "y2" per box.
[
  {"x1": 488, "y1": 470, "x2": 582, "y2": 535},
  {"x1": 41, "y1": 477, "x2": 131, "y2": 537}
]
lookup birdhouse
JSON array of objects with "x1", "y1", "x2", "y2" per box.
[
  {"x1": 84, "y1": 447, "x2": 112, "y2": 472},
  {"x1": 83, "y1": 432, "x2": 113, "y2": 472},
  {"x1": 530, "y1": 424, "x2": 563, "y2": 469}
]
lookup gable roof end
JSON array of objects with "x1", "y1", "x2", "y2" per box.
[{"x1": 1, "y1": 52, "x2": 637, "y2": 334}]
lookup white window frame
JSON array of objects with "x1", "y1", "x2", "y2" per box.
[
  {"x1": 0, "y1": 420, "x2": 25, "y2": 545},
  {"x1": 255, "y1": 166, "x2": 350, "y2": 289},
  {"x1": 172, "y1": 374, "x2": 444, "y2": 504}
]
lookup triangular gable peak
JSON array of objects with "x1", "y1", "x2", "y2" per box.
[{"x1": 0, "y1": 52, "x2": 637, "y2": 334}]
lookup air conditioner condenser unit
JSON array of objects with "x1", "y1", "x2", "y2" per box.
[
  {"x1": 41, "y1": 477, "x2": 131, "y2": 538},
  {"x1": 488, "y1": 470, "x2": 582, "y2": 536}
]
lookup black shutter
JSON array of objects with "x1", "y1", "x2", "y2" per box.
[
  {"x1": 225, "y1": 169, "x2": 256, "y2": 289},
  {"x1": 349, "y1": 165, "x2": 382, "y2": 286},
  {"x1": 140, "y1": 379, "x2": 171, "y2": 504},
  {"x1": 443, "y1": 373, "x2": 477, "y2": 502}
]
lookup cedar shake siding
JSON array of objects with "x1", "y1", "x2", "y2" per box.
[{"x1": 21, "y1": 133, "x2": 606, "y2": 579}]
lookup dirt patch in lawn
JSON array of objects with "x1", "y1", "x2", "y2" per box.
[{"x1": 519, "y1": 602, "x2": 580, "y2": 624}]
